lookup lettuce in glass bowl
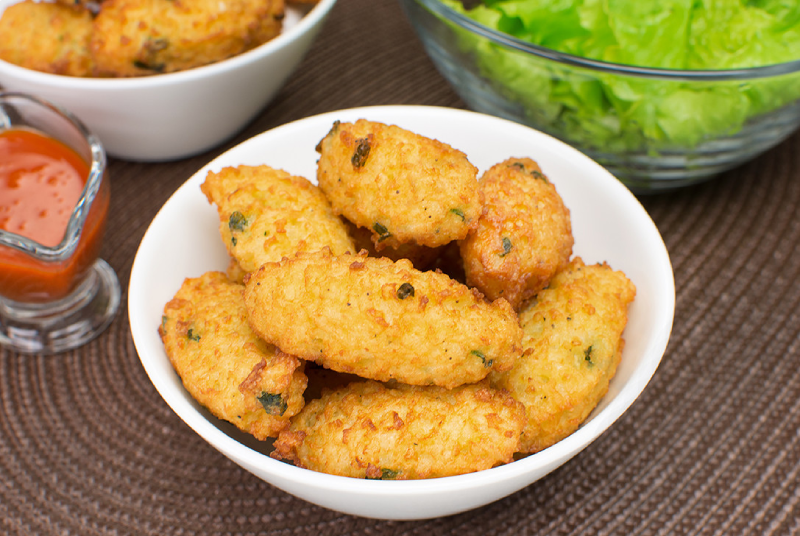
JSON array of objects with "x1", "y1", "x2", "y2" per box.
[{"x1": 400, "y1": 0, "x2": 800, "y2": 192}]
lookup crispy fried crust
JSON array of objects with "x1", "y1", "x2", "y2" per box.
[
  {"x1": 0, "y1": 1, "x2": 94, "y2": 77},
  {"x1": 90, "y1": 0, "x2": 284, "y2": 77},
  {"x1": 159, "y1": 271, "x2": 307, "y2": 440},
  {"x1": 459, "y1": 158, "x2": 573, "y2": 311},
  {"x1": 244, "y1": 249, "x2": 523, "y2": 389},
  {"x1": 272, "y1": 380, "x2": 525, "y2": 479},
  {"x1": 490, "y1": 257, "x2": 636, "y2": 454},
  {"x1": 201, "y1": 164, "x2": 355, "y2": 274},
  {"x1": 316, "y1": 119, "x2": 482, "y2": 249}
]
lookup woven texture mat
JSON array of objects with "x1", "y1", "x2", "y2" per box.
[{"x1": 2, "y1": 0, "x2": 799, "y2": 534}]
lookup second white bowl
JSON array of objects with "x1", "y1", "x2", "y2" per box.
[{"x1": 0, "y1": 0, "x2": 337, "y2": 161}]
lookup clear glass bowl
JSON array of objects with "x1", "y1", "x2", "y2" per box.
[
  {"x1": 0, "y1": 92, "x2": 120, "y2": 354},
  {"x1": 399, "y1": 0, "x2": 800, "y2": 193}
]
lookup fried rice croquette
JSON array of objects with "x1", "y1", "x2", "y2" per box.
[
  {"x1": 0, "y1": 1, "x2": 94, "y2": 77},
  {"x1": 90, "y1": 0, "x2": 284, "y2": 77},
  {"x1": 159, "y1": 271, "x2": 307, "y2": 440},
  {"x1": 272, "y1": 380, "x2": 525, "y2": 479},
  {"x1": 459, "y1": 157, "x2": 573, "y2": 311},
  {"x1": 201, "y1": 164, "x2": 355, "y2": 275},
  {"x1": 490, "y1": 257, "x2": 635, "y2": 454},
  {"x1": 316, "y1": 119, "x2": 482, "y2": 250},
  {"x1": 244, "y1": 249, "x2": 523, "y2": 389}
]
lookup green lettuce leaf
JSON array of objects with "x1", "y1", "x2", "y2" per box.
[{"x1": 440, "y1": 0, "x2": 800, "y2": 153}]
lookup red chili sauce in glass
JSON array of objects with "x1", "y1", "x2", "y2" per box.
[{"x1": 0, "y1": 128, "x2": 109, "y2": 303}]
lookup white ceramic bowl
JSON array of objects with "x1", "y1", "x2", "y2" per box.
[
  {"x1": 128, "y1": 105, "x2": 675, "y2": 520},
  {"x1": 0, "y1": 0, "x2": 336, "y2": 161}
]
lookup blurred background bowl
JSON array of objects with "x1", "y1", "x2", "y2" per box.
[
  {"x1": 399, "y1": 0, "x2": 800, "y2": 193},
  {"x1": 0, "y1": 0, "x2": 336, "y2": 162}
]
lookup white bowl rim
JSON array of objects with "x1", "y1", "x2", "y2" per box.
[
  {"x1": 0, "y1": 0, "x2": 337, "y2": 88},
  {"x1": 128, "y1": 104, "x2": 675, "y2": 505}
]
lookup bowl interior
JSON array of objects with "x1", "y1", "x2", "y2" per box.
[{"x1": 128, "y1": 105, "x2": 675, "y2": 520}]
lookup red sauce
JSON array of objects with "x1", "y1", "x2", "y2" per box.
[{"x1": 0, "y1": 128, "x2": 109, "y2": 303}]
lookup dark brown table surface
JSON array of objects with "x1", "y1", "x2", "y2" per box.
[{"x1": 2, "y1": 0, "x2": 799, "y2": 534}]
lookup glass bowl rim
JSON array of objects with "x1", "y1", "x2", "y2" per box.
[
  {"x1": 412, "y1": 0, "x2": 800, "y2": 81},
  {"x1": 0, "y1": 91, "x2": 107, "y2": 262}
]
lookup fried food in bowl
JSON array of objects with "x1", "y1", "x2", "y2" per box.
[
  {"x1": 272, "y1": 380, "x2": 525, "y2": 479},
  {"x1": 459, "y1": 157, "x2": 574, "y2": 311},
  {"x1": 490, "y1": 257, "x2": 637, "y2": 454},
  {"x1": 129, "y1": 105, "x2": 674, "y2": 520},
  {"x1": 0, "y1": 0, "x2": 284, "y2": 77},
  {"x1": 160, "y1": 271, "x2": 307, "y2": 440},
  {"x1": 201, "y1": 164, "x2": 355, "y2": 275},
  {"x1": 90, "y1": 0, "x2": 283, "y2": 77},
  {"x1": 244, "y1": 249, "x2": 523, "y2": 389},
  {"x1": 0, "y1": 1, "x2": 94, "y2": 77},
  {"x1": 316, "y1": 119, "x2": 482, "y2": 250}
]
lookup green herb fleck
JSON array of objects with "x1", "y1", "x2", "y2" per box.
[
  {"x1": 316, "y1": 121, "x2": 340, "y2": 152},
  {"x1": 257, "y1": 392, "x2": 288, "y2": 416},
  {"x1": 352, "y1": 137, "x2": 371, "y2": 168},
  {"x1": 366, "y1": 468, "x2": 400, "y2": 480},
  {"x1": 229, "y1": 211, "x2": 248, "y2": 232},
  {"x1": 133, "y1": 37, "x2": 169, "y2": 72},
  {"x1": 146, "y1": 37, "x2": 169, "y2": 51},
  {"x1": 187, "y1": 328, "x2": 201, "y2": 342},
  {"x1": 584, "y1": 346, "x2": 594, "y2": 366},
  {"x1": 133, "y1": 60, "x2": 165, "y2": 72},
  {"x1": 373, "y1": 222, "x2": 391, "y2": 242},
  {"x1": 397, "y1": 282, "x2": 415, "y2": 299},
  {"x1": 499, "y1": 237, "x2": 513, "y2": 257},
  {"x1": 509, "y1": 162, "x2": 546, "y2": 181},
  {"x1": 471, "y1": 350, "x2": 493, "y2": 368},
  {"x1": 450, "y1": 208, "x2": 465, "y2": 221}
]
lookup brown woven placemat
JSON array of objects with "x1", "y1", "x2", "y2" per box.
[{"x1": 2, "y1": 0, "x2": 799, "y2": 534}]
